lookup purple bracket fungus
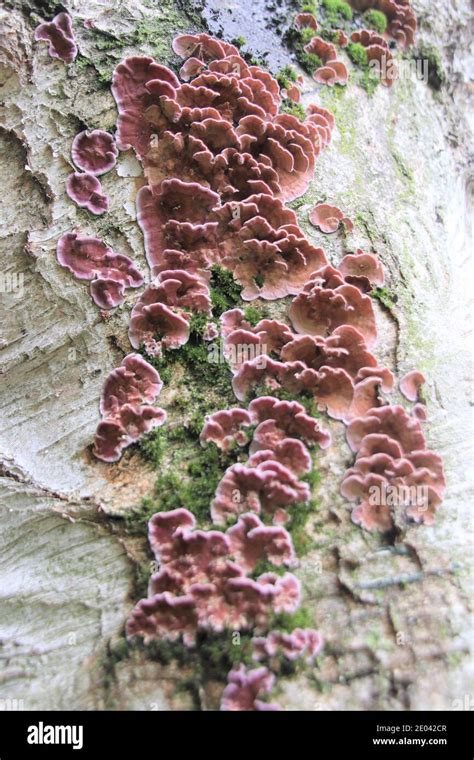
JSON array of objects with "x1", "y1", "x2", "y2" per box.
[
  {"x1": 107, "y1": 46, "x2": 336, "y2": 322},
  {"x1": 339, "y1": 249, "x2": 385, "y2": 291},
  {"x1": 148, "y1": 507, "x2": 197, "y2": 561},
  {"x1": 232, "y1": 234, "x2": 328, "y2": 300},
  {"x1": 99, "y1": 353, "x2": 163, "y2": 416},
  {"x1": 127, "y1": 507, "x2": 301, "y2": 643},
  {"x1": 258, "y1": 571, "x2": 301, "y2": 613},
  {"x1": 356, "y1": 433, "x2": 403, "y2": 460},
  {"x1": 400, "y1": 370, "x2": 426, "y2": 402},
  {"x1": 213, "y1": 194, "x2": 328, "y2": 299},
  {"x1": 222, "y1": 329, "x2": 265, "y2": 372},
  {"x1": 34, "y1": 12, "x2": 77, "y2": 64},
  {"x1": 111, "y1": 55, "x2": 180, "y2": 156},
  {"x1": 144, "y1": 123, "x2": 284, "y2": 196},
  {"x1": 146, "y1": 270, "x2": 211, "y2": 313},
  {"x1": 227, "y1": 513, "x2": 296, "y2": 571},
  {"x1": 349, "y1": 31, "x2": 397, "y2": 86},
  {"x1": 351, "y1": 29, "x2": 388, "y2": 48},
  {"x1": 295, "y1": 13, "x2": 318, "y2": 31},
  {"x1": 62, "y1": 20, "x2": 447, "y2": 701},
  {"x1": 231, "y1": 357, "x2": 362, "y2": 420},
  {"x1": 346, "y1": 405, "x2": 426, "y2": 454},
  {"x1": 412, "y1": 403, "x2": 428, "y2": 421},
  {"x1": 248, "y1": 439, "x2": 312, "y2": 476},
  {"x1": 211, "y1": 459, "x2": 310, "y2": 525},
  {"x1": 232, "y1": 357, "x2": 305, "y2": 401},
  {"x1": 348, "y1": 369, "x2": 393, "y2": 419},
  {"x1": 335, "y1": 30, "x2": 349, "y2": 47},
  {"x1": 129, "y1": 302, "x2": 190, "y2": 356},
  {"x1": 309, "y1": 203, "x2": 353, "y2": 234},
  {"x1": 305, "y1": 36, "x2": 337, "y2": 64},
  {"x1": 285, "y1": 84, "x2": 301, "y2": 103},
  {"x1": 221, "y1": 315, "x2": 294, "y2": 372},
  {"x1": 172, "y1": 33, "x2": 240, "y2": 63},
  {"x1": 295, "y1": 365, "x2": 356, "y2": 421},
  {"x1": 66, "y1": 172, "x2": 109, "y2": 215},
  {"x1": 248, "y1": 396, "x2": 331, "y2": 451},
  {"x1": 220, "y1": 308, "x2": 252, "y2": 337},
  {"x1": 348, "y1": 1, "x2": 416, "y2": 48},
  {"x1": 281, "y1": 326, "x2": 377, "y2": 378},
  {"x1": 171, "y1": 35, "x2": 281, "y2": 122},
  {"x1": 111, "y1": 43, "x2": 302, "y2": 201},
  {"x1": 236, "y1": 114, "x2": 321, "y2": 201},
  {"x1": 56, "y1": 232, "x2": 143, "y2": 309},
  {"x1": 289, "y1": 266, "x2": 377, "y2": 347},
  {"x1": 304, "y1": 37, "x2": 348, "y2": 87},
  {"x1": 128, "y1": 269, "x2": 211, "y2": 353},
  {"x1": 220, "y1": 665, "x2": 281, "y2": 711},
  {"x1": 252, "y1": 628, "x2": 323, "y2": 663},
  {"x1": 89, "y1": 277, "x2": 127, "y2": 310},
  {"x1": 342, "y1": 446, "x2": 445, "y2": 531},
  {"x1": 313, "y1": 61, "x2": 349, "y2": 86},
  {"x1": 137, "y1": 178, "x2": 220, "y2": 273},
  {"x1": 93, "y1": 354, "x2": 166, "y2": 462},
  {"x1": 251, "y1": 319, "x2": 295, "y2": 355},
  {"x1": 93, "y1": 404, "x2": 167, "y2": 462},
  {"x1": 71, "y1": 130, "x2": 118, "y2": 175},
  {"x1": 127, "y1": 592, "x2": 199, "y2": 646},
  {"x1": 130, "y1": 269, "x2": 210, "y2": 321},
  {"x1": 342, "y1": 405, "x2": 445, "y2": 530},
  {"x1": 306, "y1": 104, "x2": 335, "y2": 148},
  {"x1": 355, "y1": 366, "x2": 393, "y2": 393},
  {"x1": 200, "y1": 408, "x2": 252, "y2": 450},
  {"x1": 280, "y1": 333, "x2": 392, "y2": 421}
]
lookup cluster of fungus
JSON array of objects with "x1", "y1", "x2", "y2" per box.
[
  {"x1": 348, "y1": 0, "x2": 417, "y2": 48},
  {"x1": 343, "y1": 405, "x2": 446, "y2": 531},
  {"x1": 127, "y1": 389, "x2": 328, "y2": 708},
  {"x1": 56, "y1": 232, "x2": 144, "y2": 309},
  {"x1": 305, "y1": 35, "x2": 349, "y2": 86},
  {"x1": 201, "y1": 396, "x2": 331, "y2": 523},
  {"x1": 33, "y1": 0, "x2": 444, "y2": 710},
  {"x1": 289, "y1": 0, "x2": 414, "y2": 89},
  {"x1": 66, "y1": 129, "x2": 118, "y2": 214},
  {"x1": 127, "y1": 507, "x2": 301, "y2": 642},
  {"x1": 93, "y1": 353, "x2": 166, "y2": 462},
  {"x1": 219, "y1": 291, "x2": 393, "y2": 423},
  {"x1": 349, "y1": 28, "x2": 397, "y2": 87}
]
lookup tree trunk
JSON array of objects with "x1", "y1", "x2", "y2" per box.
[{"x1": 0, "y1": 0, "x2": 472, "y2": 710}]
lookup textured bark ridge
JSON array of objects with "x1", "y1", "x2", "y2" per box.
[{"x1": 0, "y1": 0, "x2": 472, "y2": 710}]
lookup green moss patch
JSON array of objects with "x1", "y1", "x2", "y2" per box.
[
  {"x1": 371, "y1": 286, "x2": 398, "y2": 311},
  {"x1": 300, "y1": 0, "x2": 317, "y2": 13},
  {"x1": 71, "y1": 0, "x2": 201, "y2": 87},
  {"x1": 209, "y1": 265, "x2": 243, "y2": 317},
  {"x1": 345, "y1": 42, "x2": 381, "y2": 96},
  {"x1": 359, "y1": 67, "x2": 381, "y2": 96},
  {"x1": 243, "y1": 304, "x2": 269, "y2": 326},
  {"x1": 347, "y1": 42, "x2": 368, "y2": 68},
  {"x1": 286, "y1": 482, "x2": 321, "y2": 557},
  {"x1": 280, "y1": 99, "x2": 306, "y2": 121},
  {"x1": 322, "y1": 0, "x2": 353, "y2": 24},
  {"x1": 284, "y1": 27, "x2": 323, "y2": 76},
  {"x1": 276, "y1": 64, "x2": 299, "y2": 91},
  {"x1": 143, "y1": 442, "x2": 237, "y2": 525},
  {"x1": 363, "y1": 9, "x2": 388, "y2": 34},
  {"x1": 413, "y1": 42, "x2": 446, "y2": 91}
]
